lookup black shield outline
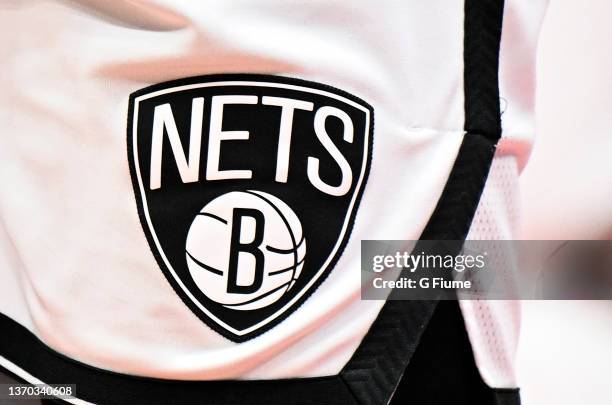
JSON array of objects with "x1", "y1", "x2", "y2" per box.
[{"x1": 126, "y1": 74, "x2": 373, "y2": 341}]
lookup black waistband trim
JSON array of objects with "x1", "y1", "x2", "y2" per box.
[{"x1": 0, "y1": 313, "x2": 356, "y2": 405}]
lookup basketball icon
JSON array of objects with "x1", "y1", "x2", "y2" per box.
[{"x1": 185, "y1": 190, "x2": 306, "y2": 311}]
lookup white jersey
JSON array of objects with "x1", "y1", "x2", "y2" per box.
[{"x1": 0, "y1": 1, "x2": 548, "y2": 404}]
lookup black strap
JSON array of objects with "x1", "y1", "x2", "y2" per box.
[{"x1": 339, "y1": 1, "x2": 505, "y2": 403}]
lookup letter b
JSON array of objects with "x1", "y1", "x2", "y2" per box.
[{"x1": 227, "y1": 208, "x2": 266, "y2": 294}]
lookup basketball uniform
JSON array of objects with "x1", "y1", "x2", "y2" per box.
[{"x1": 0, "y1": 1, "x2": 548, "y2": 403}]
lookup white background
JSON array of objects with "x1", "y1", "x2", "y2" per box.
[{"x1": 518, "y1": 0, "x2": 612, "y2": 404}]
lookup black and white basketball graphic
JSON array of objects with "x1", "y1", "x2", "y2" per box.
[
  {"x1": 127, "y1": 74, "x2": 373, "y2": 341},
  {"x1": 185, "y1": 190, "x2": 306, "y2": 310}
]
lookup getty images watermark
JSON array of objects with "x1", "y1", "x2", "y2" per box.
[
  {"x1": 371, "y1": 248, "x2": 487, "y2": 289},
  {"x1": 361, "y1": 240, "x2": 612, "y2": 300}
]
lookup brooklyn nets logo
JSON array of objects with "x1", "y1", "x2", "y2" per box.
[{"x1": 127, "y1": 74, "x2": 373, "y2": 341}]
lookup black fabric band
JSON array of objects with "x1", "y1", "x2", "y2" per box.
[
  {"x1": 339, "y1": 0, "x2": 506, "y2": 404},
  {"x1": 0, "y1": 313, "x2": 357, "y2": 405}
]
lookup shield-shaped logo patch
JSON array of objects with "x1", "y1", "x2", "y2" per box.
[{"x1": 127, "y1": 74, "x2": 373, "y2": 341}]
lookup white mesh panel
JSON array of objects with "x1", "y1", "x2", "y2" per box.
[{"x1": 459, "y1": 155, "x2": 522, "y2": 388}]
